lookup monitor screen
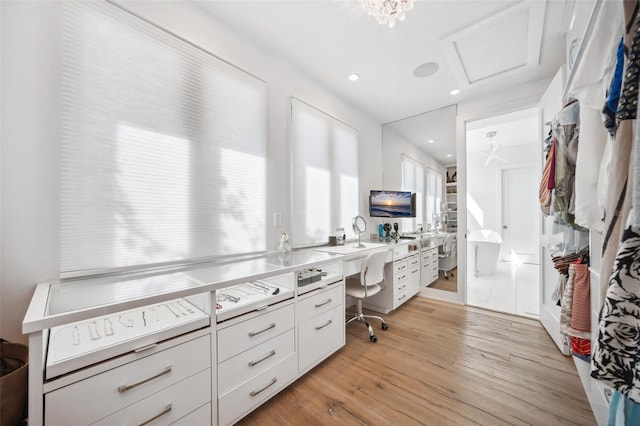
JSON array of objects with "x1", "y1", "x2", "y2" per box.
[{"x1": 369, "y1": 190, "x2": 413, "y2": 218}]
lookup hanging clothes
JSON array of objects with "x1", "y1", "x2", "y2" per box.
[
  {"x1": 592, "y1": 221, "x2": 640, "y2": 403},
  {"x1": 601, "y1": 0, "x2": 639, "y2": 291},
  {"x1": 539, "y1": 133, "x2": 555, "y2": 215},
  {"x1": 607, "y1": 390, "x2": 640, "y2": 425},
  {"x1": 551, "y1": 100, "x2": 581, "y2": 227},
  {"x1": 566, "y1": 0, "x2": 623, "y2": 232},
  {"x1": 560, "y1": 263, "x2": 591, "y2": 340}
]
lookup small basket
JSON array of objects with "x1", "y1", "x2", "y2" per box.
[{"x1": 0, "y1": 339, "x2": 28, "y2": 426}]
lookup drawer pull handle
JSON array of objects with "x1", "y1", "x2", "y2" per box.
[
  {"x1": 138, "y1": 404, "x2": 172, "y2": 426},
  {"x1": 248, "y1": 350, "x2": 276, "y2": 367},
  {"x1": 315, "y1": 298, "x2": 332, "y2": 308},
  {"x1": 118, "y1": 366, "x2": 171, "y2": 393},
  {"x1": 398, "y1": 294, "x2": 407, "y2": 301},
  {"x1": 315, "y1": 319, "x2": 333, "y2": 330},
  {"x1": 249, "y1": 322, "x2": 276, "y2": 337},
  {"x1": 250, "y1": 377, "x2": 277, "y2": 397},
  {"x1": 398, "y1": 284, "x2": 406, "y2": 290}
]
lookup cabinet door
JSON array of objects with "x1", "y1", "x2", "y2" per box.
[{"x1": 298, "y1": 305, "x2": 345, "y2": 374}]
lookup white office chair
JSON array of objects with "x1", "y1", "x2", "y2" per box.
[
  {"x1": 438, "y1": 234, "x2": 456, "y2": 279},
  {"x1": 345, "y1": 250, "x2": 389, "y2": 342}
]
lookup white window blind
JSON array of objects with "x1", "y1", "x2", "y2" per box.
[
  {"x1": 291, "y1": 98, "x2": 359, "y2": 247},
  {"x1": 426, "y1": 169, "x2": 443, "y2": 227},
  {"x1": 401, "y1": 155, "x2": 424, "y2": 232},
  {"x1": 61, "y1": 2, "x2": 267, "y2": 275}
]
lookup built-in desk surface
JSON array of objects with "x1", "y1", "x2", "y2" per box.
[{"x1": 23, "y1": 235, "x2": 449, "y2": 333}]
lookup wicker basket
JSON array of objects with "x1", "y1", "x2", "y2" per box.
[{"x1": 0, "y1": 339, "x2": 28, "y2": 426}]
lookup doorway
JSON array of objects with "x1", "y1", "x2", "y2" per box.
[{"x1": 465, "y1": 108, "x2": 540, "y2": 317}]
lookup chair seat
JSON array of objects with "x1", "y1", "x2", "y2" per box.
[{"x1": 345, "y1": 276, "x2": 383, "y2": 299}]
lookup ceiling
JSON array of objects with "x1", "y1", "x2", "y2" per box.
[{"x1": 194, "y1": 0, "x2": 571, "y2": 160}]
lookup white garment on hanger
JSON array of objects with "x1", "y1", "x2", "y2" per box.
[{"x1": 566, "y1": 0, "x2": 623, "y2": 231}]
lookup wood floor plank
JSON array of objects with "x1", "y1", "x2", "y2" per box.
[{"x1": 236, "y1": 296, "x2": 596, "y2": 426}]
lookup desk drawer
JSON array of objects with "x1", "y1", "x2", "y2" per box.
[
  {"x1": 217, "y1": 302, "x2": 294, "y2": 362},
  {"x1": 218, "y1": 354, "x2": 297, "y2": 426},
  {"x1": 408, "y1": 255, "x2": 420, "y2": 269},
  {"x1": 218, "y1": 328, "x2": 295, "y2": 395},
  {"x1": 297, "y1": 283, "x2": 343, "y2": 324},
  {"x1": 173, "y1": 402, "x2": 211, "y2": 426},
  {"x1": 393, "y1": 287, "x2": 412, "y2": 309},
  {"x1": 45, "y1": 334, "x2": 210, "y2": 426},
  {"x1": 298, "y1": 305, "x2": 345, "y2": 374},
  {"x1": 92, "y1": 369, "x2": 211, "y2": 426},
  {"x1": 393, "y1": 260, "x2": 408, "y2": 278}
]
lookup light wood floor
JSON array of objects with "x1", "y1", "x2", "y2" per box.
[
  {"x1": 428, "y1": 268, "x2": 458, "y2": 292},
  {"x1": 237, "y1": 296, "x2": 595, "y2": 425}
]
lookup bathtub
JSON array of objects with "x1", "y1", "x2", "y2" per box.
[{"x1": 468, "y1": 229, "x2": 503, "y2": 277}]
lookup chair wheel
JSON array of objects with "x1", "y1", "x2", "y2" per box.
[
  {"x1": 381, "y1": 323, "x2": 388, "y2": 331},
  {"x1": 370, "y1": 335, "x2": 377, "y2": 343}
]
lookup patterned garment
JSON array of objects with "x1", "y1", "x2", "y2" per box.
[
  {"x1": 560, "y1": 264, "x2": 591, "y2": 339},
  {"x1": 571, "y1": 263, "x2": 591, "y2": 332},
  {"x1": 591, "y1": 224, "x2": 640, "y2": 403},
  {"x1": 601, "y1": 0, "x2": 639, "y2": 308},
  {"x1": 571, "y1": 337, "x2": 591, "y2": 356}
]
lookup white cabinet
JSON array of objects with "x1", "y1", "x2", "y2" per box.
[
  {"x1": 297, "y1": 282, "x2": 345, "y2": 374},
  {"x1": 216, "y1": 300, "x2": 297, "y2": 425},
  {"x1": 45, "y1": 333, "x2": 211, "y2": 426},
  {"x1": 564, "y1": 0, "x2": 598, "y2": 74},
  {"x1": 363, "y1": 246, "x2": 421, "y2": 314},
  {"x1": 421, "y1": 238, "x2": 439, "y2": 287}
]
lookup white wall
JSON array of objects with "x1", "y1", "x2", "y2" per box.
[
  {"x1": 0, "y1": 0, "x2": 383, "y2": 343},
  {"x1": 466, "y1": 143, "x2": 539, "y2": 234}
]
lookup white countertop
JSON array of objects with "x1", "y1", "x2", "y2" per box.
[{"x1": 23, "y1": 234, "x2": 447, "y2": 333}]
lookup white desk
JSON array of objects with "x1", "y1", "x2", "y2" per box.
[{"x1": 22, "y1": 237, "x2": 439, "y2": 425}]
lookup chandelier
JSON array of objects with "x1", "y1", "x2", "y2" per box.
[{"x1": 361, "y1": 0, "x2": 415, "y2": 28}]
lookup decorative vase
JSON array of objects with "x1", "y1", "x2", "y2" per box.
[{"x1": 278, "y1": 231, "x2": 292, "y2": 255}]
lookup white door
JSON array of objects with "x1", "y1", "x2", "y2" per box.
[
  {"x1": 538, "y1": 68, "x2": 569, "y2": 354},
  {"x1": 501, "y1": 167, "x2": 539, "y2": 264}
]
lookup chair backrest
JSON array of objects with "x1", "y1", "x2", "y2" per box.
[
  {"x1": 360, "y1": 250, "x2": 389, "y2": 288},
  {"x1": 440, "y1": 234, "x2": 455, "y2": 256}
]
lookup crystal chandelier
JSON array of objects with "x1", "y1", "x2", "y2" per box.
[{"x1": 362, "y1": 0, "x2": 415, "y2": 28}]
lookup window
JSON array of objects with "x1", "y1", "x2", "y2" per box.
[
  {"x1": 60, "y1": 2, "x2": 267, "y2": 275},
  {"x1": 426, "y1": 169, "x2": 443, "y2": 228},
  {"x1": 291, "y1": 98, "x2": 359, "y2": 247},
  {"x1": 401, "y1": 155, "x2": 424, "y2": 232}
]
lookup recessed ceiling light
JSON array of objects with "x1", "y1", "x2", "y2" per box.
[
  {"x1": 447, "y1": 154, "x2": 452, "y2": 157},
  {"x1": 413, "y1": 62, "x2": 439, "y2": 78},
  {"x1": 348, "y1": 73, "x2": 360, "y2": 81},
  {"x1": 450, "y1": 88, "x2": 460, "y2": 95},
  {"x1": 427, "y1": 139, "x2": 435, "y2": 143}
]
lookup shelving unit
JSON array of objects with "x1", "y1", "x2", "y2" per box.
[{"x1": 445, "y1": 165, "x2": 457, "y2": 232}]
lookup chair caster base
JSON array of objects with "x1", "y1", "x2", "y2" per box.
[
  {"x1": 370, "y1": 335, "x2": 377, "y2": 343},
  {"x1": 381, "y1": 323, "x2": 388, "y2": 331}
]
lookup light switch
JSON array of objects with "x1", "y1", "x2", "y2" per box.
[{"x1": 273, "y1": 212, "x2": 281, "y2": 227}]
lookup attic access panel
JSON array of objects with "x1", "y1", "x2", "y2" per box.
[{"x1": 439, "y1": 0, "x2": 545, "y2": 87}]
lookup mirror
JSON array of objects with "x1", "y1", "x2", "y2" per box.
[
  {"x1": 352, "y1": 215, "x2": 367, "y2": 248},
  {"x1": 382, "y1": 105, "x2": 458, "y2": 294}
]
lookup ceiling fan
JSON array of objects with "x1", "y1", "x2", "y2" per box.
[{"x1": 476, "y1": 131, "x2": 506, "y2": 166}]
